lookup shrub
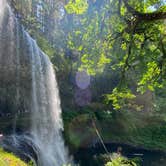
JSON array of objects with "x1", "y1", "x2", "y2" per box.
[{"x1": 105, "y1": 156, "x2": 137, "y2": 166}]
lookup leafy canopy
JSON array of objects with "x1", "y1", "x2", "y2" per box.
[
  {"x1": 65, "y1": 0, "x2": 88, "y2": 14},
  {"x1": 65, "y1": 0, "x2": 166, "y2": 110}
]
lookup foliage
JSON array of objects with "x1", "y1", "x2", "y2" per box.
[
  {"x1": 105, "y1": 88, "x2": 136, "y2": 110},
  {"x1": 66, "y1": 2, "x2": 112, "y2": 75},
  {"x1": 137, "y1": 61, "x2": 162, "y2": 93},
  {"x1": 105, "y1": 156, "x2": 137, "y2": 166},
  {"x1": 65, "y1": 0, "x2": 89, "y2": 14},
  {"x1": 63, "y1": 109, "x2": 166, "y2": 151},
  {"x1": 132, "y1": 122, "x2": 166, "y2": 149},
  {"x1": 65, "y1": 0, "x2": 166, "y2": 109},
  {"x1": 36, "y1": 34, "x2": 55, "y2": 59}
]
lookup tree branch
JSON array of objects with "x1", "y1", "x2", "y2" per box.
[{"x1": 122, "y1": 0, "x2": 166, "y2": 21}]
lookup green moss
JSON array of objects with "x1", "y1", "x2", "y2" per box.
[{"x1": 0, "y1": 149, "x2": 29, "y2": 166}]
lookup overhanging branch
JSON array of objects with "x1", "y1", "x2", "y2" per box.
[{"x1": 122, "y1": 0, "x2": 166, "y2": 21}]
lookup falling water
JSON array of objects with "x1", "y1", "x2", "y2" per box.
[{"x1": 0, "y1": 0, "x2": 70, "y2": 165}]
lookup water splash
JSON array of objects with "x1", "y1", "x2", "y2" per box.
[{"x1": 0, "y1": 1, "x2": 70, "y2": 165}]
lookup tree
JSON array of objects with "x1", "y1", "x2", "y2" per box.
[{"x1": 65, "y1": 0, "x2": 166, "y2": 110}]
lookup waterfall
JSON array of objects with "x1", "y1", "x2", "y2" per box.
[{"x1": 0, "y1": 0, "x2": 70, "y2": 165}]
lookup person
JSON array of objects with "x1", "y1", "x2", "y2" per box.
[
  {"x1": 117, "y1": 146, "x2": 122, "y2": 155},
  {"x1": 111, "y1": 146, "x2": 123, "y2": 160},
  {"x1": 0, "y1": 133, "x2": 3, "y2": 142}
]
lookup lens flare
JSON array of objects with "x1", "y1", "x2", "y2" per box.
[{"x1": 75, "y1": 70, "x2": 90, "y2": 89}]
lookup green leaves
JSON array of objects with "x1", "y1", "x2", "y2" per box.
[
  {"x1": 121, "y1": 42, "x2": 127, "y2": 50},
  {"x1": 105, "y1": 88, "x2": 136, "y2": 110},
  {"x1": 98, "y1": 53, "x2": 111, "y2": 67},
  {"x1": 65, "y1": 0, "x2": 89, "y2": 14},
  {"x1": 105, "y1": 156, "x2": 137, "y2": 166},
  {"x1": 64, "y1": 0, "x2": 166, "y2": 109},
  {"x1": 137, "y1": 61, "x2": 162, "y2": 93}
]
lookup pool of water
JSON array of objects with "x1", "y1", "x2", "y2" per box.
[{"x1": 74, "y1": 143, "x2": 166, "y2": 166}]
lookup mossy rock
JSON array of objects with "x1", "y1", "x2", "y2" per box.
[{"x1": 0, "y1": 149, "x2": 30, "y2": 166}]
